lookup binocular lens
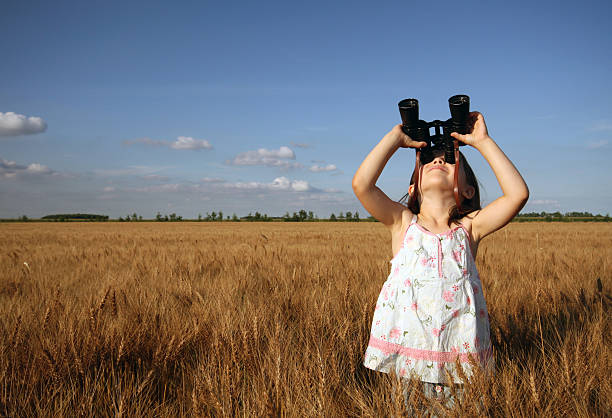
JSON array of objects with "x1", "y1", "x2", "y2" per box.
[
  {"x1": 419, "y1": 147, "x2": 456, "y2": 165},
  {"x1": 398, "y1": 98, "x2": 419, "y2": 128},
  {"x1": 448, "y1": 95, "x2": 470, "y2": 126}
]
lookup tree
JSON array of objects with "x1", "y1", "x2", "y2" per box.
[
  {"x1": 211, "y1": 211, "x2": 217, "y2": 221},
  {"x1": 308, "y1": 211, "x2": 314, "y2": 221},
  {"x1": 156, "y1": 212, "x2": 163, "y2": 221},
  {"x1": 346, "y1": 211, "x2": 353, "y2": 221},
  {"x1": 218, "y1": 211, "x2": 223, "y2": 221},
  {"x1": 330, "y1": 213, "x2": 337, "y2": 221},
  {"x1": 232, "y1": 213, "x2": 238, "y2": 221},
  {"x1": 338, "y1": 212, "x2": 344, "y2": 219},
  {"x1": 198, "y1": 213, "x2": 202, "y2": 221},
  {"x1": 354, "y1": 211, "x2": 360, "y2": 222}
]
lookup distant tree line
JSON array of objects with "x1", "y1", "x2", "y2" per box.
[
  {"x1": 119, "y1": 212, "x2": 143, "y2": 222},
  {"x1": 5, "y1": 210, "x2": 610, "y2": 222},
  {"x1": 515, "y1": 211, "x2": 611, "y2": 222},
  {"x1": 328, "y1": 211, "x2": 361, "y2": 222},
  {"x1": 155, "y1": 212, "x2": 183, "y2": 222},
  {"x1": 40, "y1": 213, "x2": 109, "y2": 221}
]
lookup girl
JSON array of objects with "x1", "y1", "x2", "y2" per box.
[{"x1": 352, "y1": 111, "x2": 529, "y2": 411}]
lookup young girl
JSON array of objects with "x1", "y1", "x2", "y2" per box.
[{"x1": 352, "y1": 111, "x2": 529, "y2": 410}]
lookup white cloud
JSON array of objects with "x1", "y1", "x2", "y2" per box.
[
  {"x1": 586, "y1": 140, "x2": 608, "y2": 149},
  {"x1": 123, "y1": 136, "x2": 213, "y2": 150},
  {"x1": 290, "y1": 180, "x2": 310, "y2": 191},
  {"x1": 171, "y1": 136, "x2": 212, "y2": 150},
  {"x1": 223, "y1": 176, "x2": 311, "y2": 192},
  {"x1": 0, "y1": 112, "x2": 47, "y2": 137},
  {"x1": 26, "y1": 163, "x2": 51, "y2": 174},
  {"x1": 309, "y1": 164, "x2": 337, "y2": 172},
  {"x1": 227, "y1": 146, "x2": 301, "y2": 169},
  {"x1": 201, "y1": 177, "x2": 225, "y2": 183},
  {"x1": 103, "y1": 186, "x2": 115, "y2": 192},
  {"x1": 1, "y1": 157, "x2": 56, "y2": 178},
  {"x1": 1, "y1": 159, "x2": 18, "y2": 168},
  {"x1": 106, "y1": 175, "x2": 344, "y2": 200}
]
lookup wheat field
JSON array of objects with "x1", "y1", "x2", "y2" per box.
[{"x1": 0, "y1": 221, "x2": 610, "y2": 417}]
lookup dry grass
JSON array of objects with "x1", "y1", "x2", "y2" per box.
[{"x1": 0, "y1": 221, "x2": 610, "y2": 417}]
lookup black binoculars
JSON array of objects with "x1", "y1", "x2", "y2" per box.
[{"x1": 398, "y1": 95, "x2": 471, "y2": 165}]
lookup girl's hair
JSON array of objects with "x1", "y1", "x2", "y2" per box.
[{"x1": 398, "y1": 150, "x2": 481, "y2": 225}]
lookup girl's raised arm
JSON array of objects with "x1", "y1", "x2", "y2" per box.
[
  {"x1": 451, "y1": 112, "x2": 529, "y2": 242},
  {"x1": 352, "y1": 124, "x2": 426, "y2": 229}
]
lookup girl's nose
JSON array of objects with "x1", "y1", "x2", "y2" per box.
[{"x1": 432, "y1": 155, "x2": 445, "y2": 164}]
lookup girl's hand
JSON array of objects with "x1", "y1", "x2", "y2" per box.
[
  {"x1": 450, "y1": 111, "x2": 491, "y2": 149},
  {"x1": 388, "y1": 124, "x2": 428, "y2": 149}
]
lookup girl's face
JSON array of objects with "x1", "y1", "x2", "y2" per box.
[{"x1": 409, "y1": 149, "x2": 474, "y2": 201}]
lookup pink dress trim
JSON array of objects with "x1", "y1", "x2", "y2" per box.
[{"x1": 367, "y1": 335, "x2": 493, "y2": 364}]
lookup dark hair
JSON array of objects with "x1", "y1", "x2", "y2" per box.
[{"x1": 398, "y1": 150, "x2": 481, "y2": 226}]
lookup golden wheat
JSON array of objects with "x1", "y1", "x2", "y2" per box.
[{"x1": 0, "y1": 221, "x2": 610, "y2": 416}]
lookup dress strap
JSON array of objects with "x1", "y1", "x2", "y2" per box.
[{"x1": 410, "y1": 213, "x2": 418, "y2": 224}]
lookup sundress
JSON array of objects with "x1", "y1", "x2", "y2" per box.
[{"x1": 363, "y1": 214, "x2": 495, "y2": 385}]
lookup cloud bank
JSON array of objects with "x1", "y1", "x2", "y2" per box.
[
  {"x1": 227, "y1": 146, "x2": 302, "y2": 169},
  {"x1": 224, "y1": 176, "x2": 311, "y2": 192},
  {"x1": 309, "y1": 163, "x2": 337, "y2": 172},
  {"x1": 123, "y1": 136, "x2": 212, "y2": 150},
  {"x1": 1, "y1": 157, "x2": 54, "y2": 178}
]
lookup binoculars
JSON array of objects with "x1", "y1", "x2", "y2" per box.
[{"x1": 398, "y1": 95, "x2": 471, "y2": 165}]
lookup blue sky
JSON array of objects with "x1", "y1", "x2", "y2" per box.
[{"x1": 1, "y1": 0, "x2": 611, "y2": 218}]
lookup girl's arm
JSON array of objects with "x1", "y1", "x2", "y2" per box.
[
  {"x1": 451, "y1": 112, "x2": 529, "y2": 242},
  {"x1": 352, "y1": 124, "x2": 426, "y2": 229}
]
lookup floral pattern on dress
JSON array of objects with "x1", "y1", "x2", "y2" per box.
[{"x1": 363, "y1": 215, "x2": 495, "y2": 385}]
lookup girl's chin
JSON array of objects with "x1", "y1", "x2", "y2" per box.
[
  {"x1": 419, "y1": 185, "x2": 456, "y2": 195},
  {"x1": 420, "y1": 180, "x2": 454, "y2": 190}
]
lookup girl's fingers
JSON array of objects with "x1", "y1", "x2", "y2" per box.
[
  {"x1": 451, "y1": 132, "x2": 469, "y2": 143},
  {"x1": 410, "y1": 141, "x2": 426, "y2": 149}
]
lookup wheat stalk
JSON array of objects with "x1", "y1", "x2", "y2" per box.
[
  {"x1": 10, "y1": 315, "x2": 22, "y2": 348},
  {"x1": 529, "y1": 371, "x2": 540, "y2": 411}
]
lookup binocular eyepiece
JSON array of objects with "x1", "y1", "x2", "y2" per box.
[{"x1": 398, "y1": 95, "x2": 471, "y2": 164}]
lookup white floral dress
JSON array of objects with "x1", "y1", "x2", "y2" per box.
[{"x1": 363, "y1": 214, "x2": 495, "y2": 384}]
